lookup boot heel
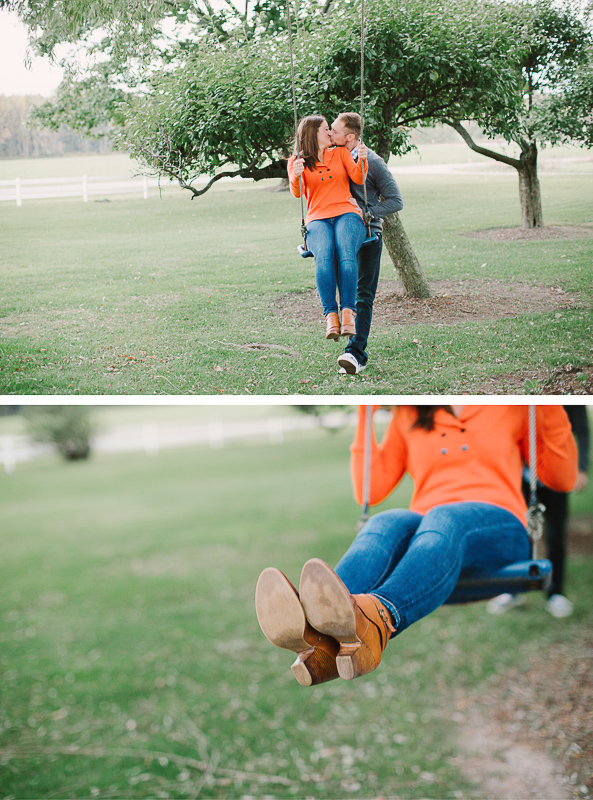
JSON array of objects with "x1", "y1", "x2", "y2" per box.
[
  {"x1": 336, "y1": 642, "x2": 377, "y2": 680},
  {"x1": 291, "y1": 646, "x2": 339, "y2": 687}
]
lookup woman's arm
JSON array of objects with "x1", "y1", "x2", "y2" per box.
[
  {"x1": 522, "y1": 406, "x2": 578, "y2": 492},
  {"x1": 350, "y1": 406, "x2": 407, "y2": 506},
  {"x1": 341, "y1": 146, "x2": 367, "y2": 186}
]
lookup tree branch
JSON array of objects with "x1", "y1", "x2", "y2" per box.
[
  {"x1": 444, "y1": 120, "x2": 522, "y2": 169},
  {"x1": 158, "y1": 158, "x2": 287, "y2": 198}
]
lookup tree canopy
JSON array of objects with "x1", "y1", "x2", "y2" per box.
[
  {"x1": 441, "y1": 0, "x2": 593, "y2": 227},
  {"x1": 119, "y1": 0, "x2": 527, "y2": 193}
]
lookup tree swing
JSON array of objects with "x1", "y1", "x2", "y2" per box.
[
  {"x1": 357, "y1": 406, "x2": 552, "y2": 605},
  {"x1": 285, "y1": 0, "x2": 379, "y2": 258}
]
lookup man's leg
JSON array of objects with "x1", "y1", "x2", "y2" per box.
[{"x1": 341, "y1": 235, "x2": 382, "y2": 370}]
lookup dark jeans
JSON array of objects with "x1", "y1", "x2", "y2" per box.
[
  {"x1": 522, "y1": 480, "x2": 569, "y2": 597},
  {"x1": 344, "y1": 234, "x2": 382, "y2": 366}
]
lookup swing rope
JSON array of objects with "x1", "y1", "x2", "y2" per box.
[
  {"x1": 285, "y1": 0, "x2": 373, "y2": 248},
  {"x1": 356, "y1": 404, "x2": 374, "y2": 532},
  {"x1": 285, "y1": 0, "x2": 308, "y2": 250},
  {"x1": 527, "y1": 404, "x2": 545, "y2": 558},
  {"x1": 359, "y1": 0, "x2": 373, "y2": 239}
]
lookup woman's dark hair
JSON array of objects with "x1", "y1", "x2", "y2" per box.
[
  {"x1": 412, "y1": 406, "x2": 454, "y2": 431},
  {"x1": 293, "y1": 115, "x2": 326, "y2": 171}
]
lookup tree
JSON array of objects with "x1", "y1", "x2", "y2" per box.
[
  {"x1": 22, "y1": 406, "x2": 95, "y2": 461},
  {"x1": 12, "y1": 0, "x2": 530, "y2": 296},
  {"x1": 443, "y1": 0, "x2": 593, "y2": 229},
  {"x1": 120, "y1": 0, "x2": 525, "y2": 297}
]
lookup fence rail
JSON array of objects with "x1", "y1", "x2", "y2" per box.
[
  {"x1": 0, "y1": 410, "x2": 358, "y2": 473},
  {"x1": 0, "y1": 174, "x2": 175, "y2": 205}
]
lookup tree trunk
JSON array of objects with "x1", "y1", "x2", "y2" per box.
[
  {"x1": 518, "y1": 143, "x2": 544, "y2": 228},
  {"x1": 382, "y1": 213, "x2": 431, "y2": 298},
  {"x1": 373, "y1": 135, "x2": 430, "y2": 298},
  {"x1": 446, "y1": 121, "x2": 544, "y2": 229},
  {"x1": 265, "y1": 176, "x2": 290, "y2": 192}
]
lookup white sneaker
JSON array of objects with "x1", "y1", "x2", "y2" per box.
[
  {"x1": 546, "y1": 594, "x2": 573, "y2": 618},
  {"x1": 486, "y1": 593, "x2": 524, "y2": 615},
  {"x1": 338, "y1": 353, "x2": 366, "y2": 375}
]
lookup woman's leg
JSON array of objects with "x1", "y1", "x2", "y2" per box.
[
  {"x1": 362, "y1": 502, "x2": 531, "y2": 634},
  {"x1": 333, "y1": 213, "x2": 366, "y2": 311},
  {"x1": 306, "y1": 219, "x2": 339, "y2": 315},
  {"x1": 335, "y1": 509, "x2": 423, "y2": 594}
]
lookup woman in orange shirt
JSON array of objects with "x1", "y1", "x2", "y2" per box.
[
  {"x1": 288, "y1": 115, "x2": 369, "y2": 339},
  {"x1": 255, "y1": 405, "x2": 578, "y2": 686}
]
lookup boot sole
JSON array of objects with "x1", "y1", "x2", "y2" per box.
[
  {"x1": 255, "y1": 567, "x2": 339, "y2": 687},
  {"x1": 300, "y1": 559, "x2": 379, "y2": 680},
  {"x1": 299, "y1": 559, "x2": 359, "y2": 644},
  {"x1": 255, "y1": 567, "x2": 310, "y2": 652}
]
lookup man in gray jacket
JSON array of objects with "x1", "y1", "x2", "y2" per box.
[{"x1": 330, "y1": 113, "x2": 403, "y2": 374}]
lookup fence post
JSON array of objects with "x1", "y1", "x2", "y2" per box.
[
  {"x1": 82, "y1": 174, "x2": 89, "y2": 202},
  {"x1": 15, "y1": 178, "x2": 22, "y2": 207},
  {"x1": 143, "y1": 176, "x2": 149, "y2": 199}
]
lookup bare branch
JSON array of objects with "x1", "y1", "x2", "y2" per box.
[{"x1": 444, "y1": 120, "x2": 522, "y2": 169}]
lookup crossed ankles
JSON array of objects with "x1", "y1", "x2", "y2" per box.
[{"x1": 255, "y1": 559, "x2": 395, "y2": 686}]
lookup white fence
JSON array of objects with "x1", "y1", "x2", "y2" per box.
[
  {"x1": 0, "y1": 174, "x2": 174, "y2": 205},
  {"x1": 0, "y1": 410, "x2": 359, "y2": 473}
]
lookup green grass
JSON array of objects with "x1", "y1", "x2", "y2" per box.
[
  {"x1": 1, "y1": 147, "x2": 592, "y2": 395},
  {"x1": 1, "y1": 408, "x2": 592, "y2": 799}
]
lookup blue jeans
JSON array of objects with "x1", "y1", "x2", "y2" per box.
[
  {"x1": 307, "y1": 213, "x2": 366, "y2": 315},
  {"x1": 335, "y1": 503, "x2": 530, "y2": 635},
  {"x1": 344, "y1": 234, "x2": 382, "y2": 366}
]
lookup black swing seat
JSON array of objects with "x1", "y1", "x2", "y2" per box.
[
  {"x1": 297, "y1": 231, "x2": 379, "y2": 259},
  {"x1": 445, "y1": 559, "x2": 552, "y2": 605}
]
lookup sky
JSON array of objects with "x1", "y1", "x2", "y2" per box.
[{"x1": 0, "y1": 9, "x2": 64, "y2": 96}]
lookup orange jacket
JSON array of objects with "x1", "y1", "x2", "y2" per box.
[
  {"x1": 351, "y1": 405, "x2": 578, "y2": 524},
  {"x1": 287, "y1": 147, "x2": 367, "y2": 224}
]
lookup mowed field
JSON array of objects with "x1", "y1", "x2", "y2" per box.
[{"x1": 1, "y1": 143, "x2": 592, "y2": 395}]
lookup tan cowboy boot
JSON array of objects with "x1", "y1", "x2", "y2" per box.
[
  {"x1": 340, "y1": 308, "x2": 356, "y2": 337},
  {"x1": 299, "y1": 558, "x2": 396, "y2": 680},
  {"x1": 255, "y1": 567, "x2": 340, "y2": 686},
  {"x1": 325, "y1": 312, "x2": 341, "y2": 340}
]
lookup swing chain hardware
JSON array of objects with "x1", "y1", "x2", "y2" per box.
[{"x1": 527, "y1": 501, "x2": 546, "y2": 561}]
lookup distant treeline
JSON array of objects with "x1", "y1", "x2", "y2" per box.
[{"x1": 0, "y1": 95, "x2": 113, "y2": 159}]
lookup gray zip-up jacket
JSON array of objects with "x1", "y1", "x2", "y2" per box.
[{"x1": 349, "y1": 147, "x2": 403, "y2": 235}]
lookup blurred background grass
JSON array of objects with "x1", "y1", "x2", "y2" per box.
[{"x1": 1, "y1": 404, "x2": 592, "y2": 798}]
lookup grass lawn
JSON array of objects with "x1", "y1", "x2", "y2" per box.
[
  {"x1": 0, "y1": 146, "x2": 592, "y2": 395},
  {"x1": 1, "y1": 406, "x2": 592, "y2": 799}
]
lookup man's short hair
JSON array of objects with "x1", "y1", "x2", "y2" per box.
[{"x1": 337, "y1": 112, "x2": 362, "y2": 139}]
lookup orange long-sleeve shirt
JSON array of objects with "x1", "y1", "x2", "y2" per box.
[
  {"x1": 351, "y1": 406, "x2": 578, "y2": 525},
  {"x1": 287, "y1": 147, "x2": 366, "y2": 224}
]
